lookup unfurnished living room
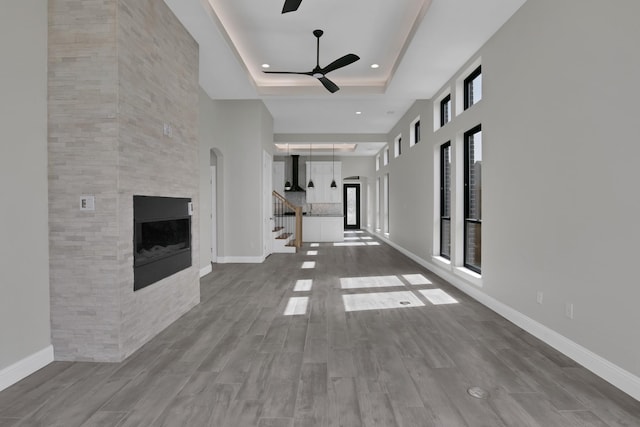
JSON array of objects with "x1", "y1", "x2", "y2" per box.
[{"x1": 1, "y1": 0, "x2": 639, "y2": 426}]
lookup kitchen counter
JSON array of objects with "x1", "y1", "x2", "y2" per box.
[{"x1": 303, "y1": 216, "x2": 344, "y2": 242}]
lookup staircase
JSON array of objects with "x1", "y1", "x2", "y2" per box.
[
  {"x1": 272, "y1": 225, "x2": 296, "y2": 253},
  {"x1": 272, "y1": 191, "x2": 302, "y2": 254}
]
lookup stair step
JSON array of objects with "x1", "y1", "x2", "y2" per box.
[
  {"x1": 273, "y1": 226, "x2": 284, "y2": 232},
  {"x1": 276, "y1": 233, "x2": 292, "y2": 240}
]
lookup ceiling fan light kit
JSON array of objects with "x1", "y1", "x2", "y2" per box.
[{"x1": 263, "y1": 29, "x2": 360, "y2": 93}]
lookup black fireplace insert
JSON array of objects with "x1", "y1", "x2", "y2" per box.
[{"x1": 133, "y1": 195, "x2": 192, "y2": 291}]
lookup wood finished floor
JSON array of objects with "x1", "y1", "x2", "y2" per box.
[{"x1": 1, "y1": 230, "x2": 639, "y2": 427}]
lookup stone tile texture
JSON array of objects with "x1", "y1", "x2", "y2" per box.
[{"x1": 48, "y1": 0, "x2": 200, "y2": 362}]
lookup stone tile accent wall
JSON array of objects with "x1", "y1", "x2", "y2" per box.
[{"x1": 48, "y1": 0, "x2": 199, "y2": 362}]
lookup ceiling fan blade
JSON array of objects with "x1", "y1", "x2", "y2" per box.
[
  {"x1": 318, "y1": 76, "x2": 339, "y2": 93},
  {"x1": 263, "y1": 71, "x2": 313, "y2": 76},
  {"x1": 282, "y1": 0, "x2": 303, "y2": 13},
  {"x1": 321, "y1": 54, "x2": 360, "y2": 75}
]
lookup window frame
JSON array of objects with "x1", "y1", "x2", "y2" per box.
[
  {"x1": 464, "y1": 66, "x2": 482, "y2": 110},
  {"x1": 410, "y1": 117, "x2": 421, "y2": 147},
  {"x1": 440, "y1": 141, "x2": 452, "y2": 259},
  {"x1": 440, "y1": 94, "x2": 451, "y2": 127},
  {"x1": 394, "y1": 135, "x2": 402, "y2": 158},
  {"x1": 463, "y1": 124, "x2": 482, "y2": 273}
]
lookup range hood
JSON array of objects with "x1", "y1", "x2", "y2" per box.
[{"x1": 286, "y1": 154, "x2": 305, "y2": 192}]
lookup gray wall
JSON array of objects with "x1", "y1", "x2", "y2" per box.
[
  {"x1": 377, "y1": 0, "x2": 640, "y2": 380},
  {"x1": 0, "y1": 0, "x2": 51, "y2": 372},
  {"x1": 199, "y1": 97, "x2": 274, "y2": 266}
]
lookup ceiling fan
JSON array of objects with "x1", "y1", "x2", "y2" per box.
[
  {"x1": 263, "y1": 29, "x2": 360, "y2": 93},
  {"x1": 282, "y1": 0, "x2": 303, "y2": 13}
]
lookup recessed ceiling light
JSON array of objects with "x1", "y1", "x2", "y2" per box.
[
  {"x1": 261, "y1": 63, "x2": 270, "y2": 68},
  {"x1": 370, "y1": 64, "x2": 379, "y2": 69},
  {"x1": 355, "y1": 111, "x2": 362, "y2": 115}
]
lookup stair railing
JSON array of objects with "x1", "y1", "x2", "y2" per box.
[{"x1": 272, "y1": 191, "x2": 302, "y2": 248}]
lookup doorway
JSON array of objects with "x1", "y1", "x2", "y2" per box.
[{"x1": 344, "y1": 183, "x2": 361, "y2": 229}]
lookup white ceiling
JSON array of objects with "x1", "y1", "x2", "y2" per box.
[{"x1": 163, "y1": 0, "x2": 527, "y2": 154}]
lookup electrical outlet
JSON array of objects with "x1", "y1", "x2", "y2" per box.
[
  {"x1": 565, "y1": 302, "x2": 574, "y2": 319},
  {"x1": 536, "y1": 291, "x2": 543, "y2": 304}
]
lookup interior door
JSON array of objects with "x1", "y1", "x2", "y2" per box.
[{"x1": 343, "y1": 183, "x2": 361, "y2": 229}]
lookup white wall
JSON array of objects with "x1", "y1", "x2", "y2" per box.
[
  {"x1": 199, "y1": 96, "x2": 274, "y2": 265},
  {"x1": 0, "y1": 0, "x2": 52, "y2": 382},
  {"x1": 377, "y1": 0, "x2": 640, "y2": 396}
]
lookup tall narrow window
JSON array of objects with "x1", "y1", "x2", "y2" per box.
[
  {"x1": 440, "y1": 142, "x2": 451, "y2": 259},
  {"x1": 440, "y1": 94, "x2": 451, "y2": 127},
  {"x1": 383, "y1": 147, "x2": 389, "y2": 165},
  {"x1": 376, "y1": 154, "x2": 380, "y2": 171},
  {"x1": 464, "y1": 125, "x2": 482, "y2": 273},
  {"x1": 414, "y1": 120, "x2": 421, "y2": 144},
  {"x1": 464, "y1": 66, "x2": 482, "y2": 109},
  {"x1": 383, "y1": 173, "x2": 390, "y2": 235}
]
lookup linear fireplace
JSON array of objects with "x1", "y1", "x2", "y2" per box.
[{"x1": 133, "y1": 195, "x2": 192, "y2": 291}]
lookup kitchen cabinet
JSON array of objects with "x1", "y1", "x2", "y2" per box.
[
  {"x1": 305, "y1": 161, "x2": 341, "y2": 203},
  {"x1": 303, "y1": 216, "x2": 344, "y2": 242}
]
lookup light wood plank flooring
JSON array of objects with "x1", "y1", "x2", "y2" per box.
[{"x1": 1, "y1": 231, "x2": 639, "y2": 426}]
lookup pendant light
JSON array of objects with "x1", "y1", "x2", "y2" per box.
[
  {"x1": 330, "y1": 144, "x2": 337, "y2": 188},
  {"x1": 284, "y1": 144, "x2": 291, "y2": 190},
  {"x1": 307, "y1": 144, "x2": 314, "y2": 188}
]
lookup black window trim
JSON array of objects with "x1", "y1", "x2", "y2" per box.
[
  {"x1": 464, "y1": 65, "x2": 482, "y2": 110},
  {"x1": 440, "y1": 94, "x2": 451, "y2": 127},
  {"x1": 464, "y1": 124, "x2": 482, "y2": 274},
  {"x1": 440, "y1": 141, "x2": 451, "y2": 260}
]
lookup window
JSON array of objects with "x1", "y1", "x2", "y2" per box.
[
  {"x1": 464, "y1": 125, "x2": 482, "y2": 273},
  {"x1": 464, "y1": 66, "x2": 482, "y2": 109},
  {"x1": 440, "y1": 94, "x2": 451, "y2": 127},
  {"x1": 410, "y1": 117, "x2": 421, "y2": 146},
  {"x1": 394, "y1": 135, "x2": 402, "y2": 158},
  {"x1": 376, "y1": 154, "x2": 380, "y2": 171},
  {"x1": 383, "y1": 173, "x2": 389, "y2": 235},
  {"x1": 376, "y1": 177, "x2": 381, "y2": 231},
  {"x1": 440, "y1": 142, "x2": 451, "y2": 259},
  {"x1": 383, "y1": 147, "x2": 389, "y2": 165}
]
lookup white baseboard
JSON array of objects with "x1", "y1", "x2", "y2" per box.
[
  {"x1": 217, "y1": 256, "x2": 265, "y2": 264},
  {"x1": 199, "y1": 264, "x2": 212, "y2": 277},
  {"x1": 374, "y1": 232, "x2": 640, "y2": 402},
  {"x1": 0, "y1": 345, "x2": 54, "y2": 392}
]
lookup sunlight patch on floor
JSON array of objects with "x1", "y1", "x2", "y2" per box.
[
  {"x1": 306, "y1": 250, "x2": 318, "y2": 256},
  {"x1": 403, "y1": 274, "x2": 432, "y2": 285},
  {"x1": 294, "y1": 279, "x2": 313, "y2": 292},
  {"x1": 419, "y1": 289, "x2": 459, "y2": 305},
  {"x1": 333, "y1": 242, "x2": 366, "y2": 247},
  {"x1": 302, "y1": 261, "x2": 316, "y2": 269},
  {"x1": 366, "y1": 242, "x2": 381, "y2": 246},
  {"x1": 310, "y1": 243, "x2": 320, "y2": 247},
  {"x1": 284, "y1": 297, "x2": 309, "y2": 315},
  {"x1": 340, "y1": 275, "x2": 404, "y2": 289},
  {"x1": 342, "y1": 291, "x2": 425, "y2": 312}
]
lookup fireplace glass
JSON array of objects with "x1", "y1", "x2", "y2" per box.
[{"x1": 133, "y1": 195, "x2": 192, "y2": 291}]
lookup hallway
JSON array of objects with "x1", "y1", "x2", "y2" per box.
[{"x1": 1, "y1": 231, "x2": 638, "y2": 426}]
